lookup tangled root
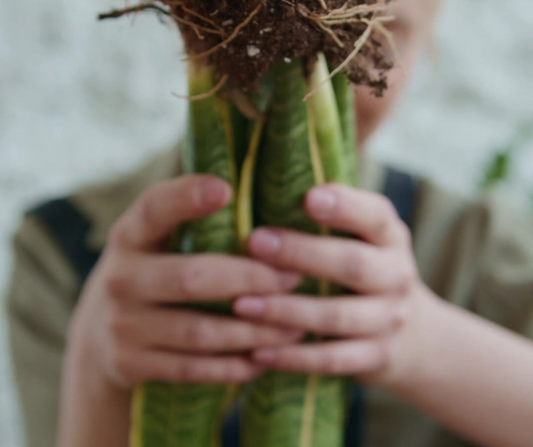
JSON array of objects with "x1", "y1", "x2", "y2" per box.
[{"x1": 99, "y1": 0, "x2": 398, "y2": 96}]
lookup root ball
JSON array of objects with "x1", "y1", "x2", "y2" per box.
[{"x1": 170, "y1": 0, "x2": 394, "y2": 95}]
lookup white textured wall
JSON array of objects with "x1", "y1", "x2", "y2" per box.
[{"x1": 1, "y1": 0, "x2": 532, "y2": 444}]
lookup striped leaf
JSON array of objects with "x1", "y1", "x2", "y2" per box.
[
  {"x1": 241, "y1": 59, "x2": 349, "y2": 447},
  {"x1": 130, "y1": 62, "x2": 239, "y2": 447},
  {"x1": 331, "y1": 72, "x2": 358, "y2": 187}
]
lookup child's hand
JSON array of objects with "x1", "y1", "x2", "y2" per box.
[
  {"x1": 234, "y1": 184, "x2": 435, "y2": 385},
  {"x1": 69, "y1": 175, "x2": 303, "y2": 388}
]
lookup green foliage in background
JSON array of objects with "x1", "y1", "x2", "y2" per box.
[{"x1": 480, "y1": 123, "x2": 533, "y2": 208}]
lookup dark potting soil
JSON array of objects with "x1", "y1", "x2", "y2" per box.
[{"x1": 171, "y1": 0, "x2": 393, "y2": 95}]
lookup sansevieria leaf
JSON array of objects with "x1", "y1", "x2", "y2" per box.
[
  {"x1": 131, "y1": 61, "x2": 240, "y2": 447},
  {"x1": 241, "y1": 57, "x2": 351, "y2": 447},
  {"x1": 98, "y1": 1, "x2": 382, "y2": 445},
  {"x1": 331, "y1": 72, "x2": 358, "y2": 188},
  {"x1": 130, "y1": 52, "x2": 360, "y2": 447}
]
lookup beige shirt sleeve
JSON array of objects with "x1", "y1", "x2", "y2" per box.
[
  {"x1": 415, "y1": 181, "x2": 533, "y2": 336},
  {"x1": 6, "y1": 214, "x2": 79, "y2": 447},
  {"x1": 473, "y1": 191, "x2": 533, "y2": 338}
]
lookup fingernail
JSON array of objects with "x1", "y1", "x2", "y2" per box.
[
  {"x1": 278, "y1": 271, "x2": 302, "y2": 289},
  {"x1": 234, "y1": 296, "x2": 265, "y2": 317},
  {"x1": 198, "y1": 177, "x2": 228, "y2": 207},
  {"x1": 307, "y1": 188, "x2": 337, "y2": 219},
  {"x1": 249, "y1": 229, "x2": 281, "y2": 257},
  {"x1": 254, "y1": 349, "x2": 277, "y2": 364}
]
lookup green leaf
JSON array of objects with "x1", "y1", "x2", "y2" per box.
[
  {"x1": 481, "y1": 151, "x2": 511, "y2": 190},
  {"x1": 131, "y1": 62, "x2": 239, "y2": 447},
  {"x1": 242, "y1": 59, "x2": 348, "y2": 447},
  {"x1": 480, "y1": 122, "x2": 533, "y2": 191},
  {"x1": 306, "y1": 54, "x2": 345, "y2": 185},
  {"x1": 331, "y1": 72, "x2": 358, "y2": 187}
]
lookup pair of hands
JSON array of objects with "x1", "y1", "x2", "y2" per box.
[{"x1": 72, "y1": 174, "x2": 433, "y2": 391}]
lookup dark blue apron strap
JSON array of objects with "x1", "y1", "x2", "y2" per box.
[
  {"x1": 30, "y1": 199, "x2": 101, "y2": 287},
  {"x1": 346, "y1": 166, "x2": 419, "y2": 447},
  {"x1": 344, "y1": 385, "x2": 366, "y2": 447},
  {"x1": 381, "y1": 166, "x2": 419, "y2": 229},
  {"x1": 222, "y1": 402, "x2": 241, "y2": 447}
]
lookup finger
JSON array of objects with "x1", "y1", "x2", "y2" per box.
[
  {"x1": 116, "y1": 350, "x2": 263, "y2": 385},
  {"x1": 234, "y1": 295, "x2": 408, "y2": 337},
  {"x1": 120, "y1": 308, "x2": 303, "y2": 353},
  {"x1": 305, "y1": 185, "x2": 409, "y2": 247},
  {"x1": 104, "y1": 253, "x2": 301, "y2": 303},
  {"x1": 251, "y1": 340, "x2": 387, "y2": 375},
  {"x1": 110, "y1": 175, "x2": 231, "y2": 250},
  {"x1": 248, "y1": 228, "x2": 415, "y2": 294}
]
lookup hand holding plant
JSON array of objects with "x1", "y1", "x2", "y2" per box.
[{"x1": 235, "y1": 183, "x2": 427, "y2": 385}]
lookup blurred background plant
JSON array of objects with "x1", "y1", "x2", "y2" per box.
[{"x1": 480, "y1": 123, "x2": 533, "y2": 207}]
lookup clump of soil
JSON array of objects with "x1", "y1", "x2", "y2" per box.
[{"x1": 170, "y1": 0, "x2": 393, "y2": 95}]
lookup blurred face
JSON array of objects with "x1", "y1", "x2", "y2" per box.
[{"x1": 355, "y1": 0, "x2": 439, "y2": 146}]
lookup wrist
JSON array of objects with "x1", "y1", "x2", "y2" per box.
[
  {"x1": 59, "y1": 334, "x2": 131, "y2": 447},
  {"x1": 66, "y1": 302, "x2": 118, "y2": 395},
  {"x1": 377, "y1": 284, "x2": 446, "y2": 392}
]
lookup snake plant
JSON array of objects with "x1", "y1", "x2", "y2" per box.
[
  {"x1": 130, "y1": 50, "x2": 359, "y2": 446},
  {"x1": 96, "y1": 0, "x2": 392, "y2": 443}
]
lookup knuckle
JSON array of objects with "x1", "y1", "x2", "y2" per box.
[
  {"x1": 280, "y1": 352, "x2": 299, "y2": 371},
  {"x1": 398, "y1": 262, "x2": 417, "y2": 293},
  {"x1": 107, "y1": 305, "x2": 132, "y2": 342},
  {"x1": 263, "y1": 297, "x2": 289, "y2": 322},
  {"x1": 374, "y1": 342, "x2": 391, "y2": 372},
  {"x1": 149, "y1": 362, "x2": 168, "y2": 382},
  {"x1": 345, "y1": 249, "x2": 366, "y2": 286},
  {"x1": 109, "y1": 346, "x2": 136, "y2": 384},
  {"x1": 176, "y1": 262, "x2": 204, "y2": 299},
  {"x1": 214, "y1": 363, "x2": 235, "y2": 383},
  {"x1": 244, "y1": 264, "x2": 269, "y2": 293},
  {"x1": 336, "y1": 306, "x2": 358, "y2": 335},
  {"x1": 322, "y1": 306, "x2": 344, "y2": 333},
  {"x1": 250, "y1": 326, "x2": 271, "y2": 345},
  {"x1": 374, "y1": 198, "x2": 396, "y2": 240},
  {"x1": 325, "y1": 352, "x2": 345, "y2": 375},
  {"x1": 156, "y1": 260, "x2": 182, "y2": 297},
  {"x1": 103, "y1": 265, "x2": 131, "y2": 301},
  {"x1": 137, "y1": 190, "x2": 157, "y2": 228},
  {"x1": 107, "y1": 220, "x2": 127, "y2": 247},
  {"x1": 396, "y1": 222, "x2": 412, "y2": 246},
  {"x1": 228, "y1": 373, "x2": 250, "y2": 384},
  {"x1": 226, "y1": 361, "x2": 252, "y2": 383},
  {"x1": 358, "y1": 342, "x2": 390, "y2": 375},
  {"x1": 257, "y1": 324, "x2": 293, "y2": 346},
  {"x1": 379, "y1": 196, "x2": 397, "y2": 220},
  {"x1": 183, "y1": 320, "x2": 213, "y2": 350},
  {"x1": 278, "y1": 233, "x2": 300, "y2": 264},
  {"x1": 174, "y1": 361, "x2": 195, "y2": 381},
  {"x1": 188, "y1": 365, "x2": 211, "y2": 382},
  {"x1": 177, "y1": 361, "x2": 212, "y2": 383},
  {"x1": 390, "y1": 301, "x2": 407, "y2": 328}
]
